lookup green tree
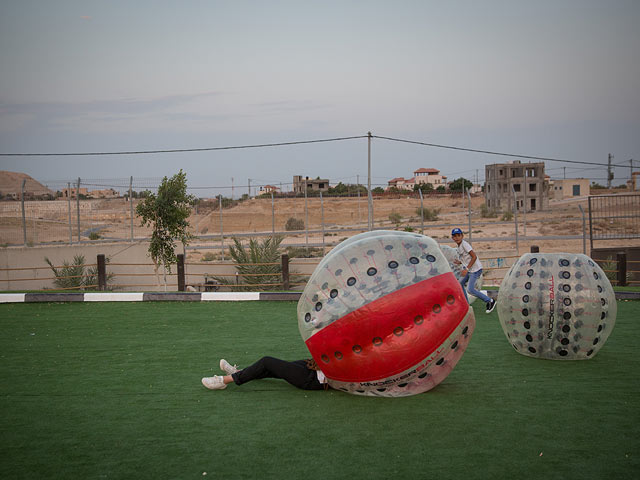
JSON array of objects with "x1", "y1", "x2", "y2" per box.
[
  {"x1": 449, "y1": 177, "x2": 473, "y2": 192},
  {"x1": 413, "y1": 183, "x2": 434, "y2": 193},
  {"x1": 136, "y1": 170, "x2": 196, "y2": 285}
]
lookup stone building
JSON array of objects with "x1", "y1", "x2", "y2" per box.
[
  {"x1": 293, "y1": 175, "x2": 329, "y2": 194},
  {"x1": 485, "y1": 161, "x2": 549, "y2": 212}
]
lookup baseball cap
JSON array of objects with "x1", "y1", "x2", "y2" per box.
[{"x1": 451, "y1": 228, "x2": 463, "y2": 235}]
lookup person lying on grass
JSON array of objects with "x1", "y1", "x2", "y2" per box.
[{"x1": 202, "y1": 356, "x2": 329, "y2": 391}]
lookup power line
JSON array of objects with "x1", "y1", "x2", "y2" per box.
[
  {"x1": 0, "y1": 135, "x2": 367, "y2": 157},
  {"x1": 371, "y1": 135, "x2": 612, "y2": 167}
]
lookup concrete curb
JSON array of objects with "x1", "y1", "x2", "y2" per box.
[{"x1": 1, "y1": 291, "x2": 638, "y2": 303}]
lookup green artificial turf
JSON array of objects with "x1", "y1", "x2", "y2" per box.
[{"x1": 1, "y1": 301, "x2": 639, "y2": 479}]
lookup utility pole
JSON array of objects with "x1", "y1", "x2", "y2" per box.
[
  {"x1": 367, "y1": 132, "x2": 373, "y2": 230},
  {"x1": 607, "y1": 154, "x2": 613, "y2": 189},
  {"x1": 231, "y1": 177, "x2": 234, "y2": 200},
  {"x1": 248, "y1": 179, "x2": 251, "y2": 198}
]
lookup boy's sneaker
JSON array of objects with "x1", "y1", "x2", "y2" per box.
[
  {"x1": 220, "y1": 359, "x2": 239, "y2": 375},
  {"x1": 201, "y1": 375, "x2": 227, "y2": 390},
  {"x1": 486, "y1": 299, "x2": 497, "y2": 314}
]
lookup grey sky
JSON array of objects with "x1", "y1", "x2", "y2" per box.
[{"x1": 1, "y1": 0, "x2": 638, "y2": 195}]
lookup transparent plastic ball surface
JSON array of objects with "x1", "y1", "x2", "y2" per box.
[
  {"x1": 297, "y1": 230, "x2": 475, "y2": 397},
  {"x1": 497, "y1": 253, "x2": 616, "y2": 360},
  {"x1": 440, "y1": 244, "x2": 482, "y2": 304}
]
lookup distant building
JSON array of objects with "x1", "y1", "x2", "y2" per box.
[
  {"x1": 387, "y1": 168, "x2": 447, "y2": 191},
  {"x1": 62, "y1": 187, "x2": 89, "y2": 198},
  {"x1": 628, "y1": 172, "x2": 640, "y2": 191},
  {"x1": 485, "y1": 161, "x2": 549, "y2": 212},
  {"x1": 549, "y1": 178, "x2": 590, "y2": 199},
  {"x1": 88, "y1": 188, "x2": 119, "y2": 199},
  {"x1": 260, "y1": 185, "x2": 281, "y2": 194},
  {"x1": 293, "y1": 175, "x2": 329, "y2": 194}
]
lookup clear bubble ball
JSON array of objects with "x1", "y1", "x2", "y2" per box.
[
  {"x1": 297, "y1": 230, "x2": 475, "y2": 396},
  {"x1": 497, "y1": 253, "x2": 616, "y2": 360}
]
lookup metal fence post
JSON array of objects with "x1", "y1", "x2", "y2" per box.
[
  {"x1": 512, "y1": 185, "x2": 519, "y2": 253},
  {"x1": 21, "y1": 179, "x2": 27, "y2": 246},
  {"x1": 578, "y1": 204, "x2": 587, "y2": 254},
  {"x1": 219, "y1": 194, "x2": 224, "y2": 261},
  {"x1": 467, "y1": 190, "x2": 472, "y2": 243},
  {"x1": 320, "y1": 191, "x2": 325, "y2": 254},
  {"x1": 418, "y1": 189, "x2": 424, "y2": 234},
  {"x1": 271, "y1": 192, "x2": 275, "y2": 235},
  {"x1": 67, "y1": 182, "x2": 73, "y2": 245},
  {"x1": 76, "y1": 177, "x2": 81, "y2": 242},
  {"x1": 129, "y1": 176, "x2": 134, "y2": 242},
  {"x1": 97, "y1": 254, "x2": 106, "y2": 290}
]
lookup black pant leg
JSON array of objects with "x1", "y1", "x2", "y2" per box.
[{"x1": 232, "y1": 356, "x2": 323, "y2": 390}]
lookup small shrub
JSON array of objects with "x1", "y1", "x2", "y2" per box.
[
  {"x1": 501, "y1": 210, "x2": 514, "y2": 221},
  {"x1": 403, "y1": 225, "x2": 415, "y2": 232},
  {"x1": 389, "y1": 212, "x2": 402, "y2": 225},
  {"x1": 285, "y1": 217, "x2": 305, "y2": 231},
  {"x1": 480, "y1": 203, "x2": 498, "y2": 218},
  {"x1": 88, "y1": 232, "x2": 101, "y2": 240},
  {"x1": 415, "y1": 207, "x2": 440, "y2": 221},
  {"x1": 202, "y1": 252, "x2": 217, "y2": 261}
]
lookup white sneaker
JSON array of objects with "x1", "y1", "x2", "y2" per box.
[
  {"x1": 201, "y1": 375, "x2": 227, "y2": 390},
  {"x1": 220, "y1": 359, "x2": 239, "y2": 375}
]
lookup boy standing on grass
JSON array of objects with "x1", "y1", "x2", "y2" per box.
[{"x1": 451, "y1": 227, "x2": 496, "y2": 314}]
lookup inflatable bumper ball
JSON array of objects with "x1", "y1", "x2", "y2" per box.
[
  {"x1": 497, "y1": 253, "x2": 616, "y2": 360},
  {"x1": 297, "y1": 231, "x2": 476, "y2": 397},
  {"x1": 440, "y1": 244, "x2": 482, "y2": 304}
]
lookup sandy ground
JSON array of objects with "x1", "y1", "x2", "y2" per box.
[{"x1": 2, "y1": 194, "x2": 638, "y2": 258}]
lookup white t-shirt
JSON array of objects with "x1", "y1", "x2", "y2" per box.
[{"x1": 456, "y1": 239, "x2": 482, "y2": 273}]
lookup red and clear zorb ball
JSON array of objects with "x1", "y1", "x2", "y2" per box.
[{"x1": 297, "y1": 231, "x2": 476, "y2": 397}]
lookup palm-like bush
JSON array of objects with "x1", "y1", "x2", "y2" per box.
[
  {"x1": 44, "y1": 254, "x2": 113, "y2": 290},
  {"x1": 215, "y1": 236, "x2": 284, "y2": 290}
]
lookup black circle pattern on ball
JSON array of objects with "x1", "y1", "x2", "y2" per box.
[
  {"x1": 562, "y1": 325, "x2": 571, "y2": 333},
  {"x1": 560, "y1": 259, "x2": 570, "y2": 266},
  {"x1": 522, "y1": 295, "x2": 529, "y2": 303},
  {"x1": 409, "y1": 257, "x2": 419, "y2": 264},
  {"x1": 451, "y1": 341, "x2": 458, "y2": 349},
  {"x1": 527, "y1": 269, "x2": 534, "y2": 277},
  {"x1": 562, "y1": 284, "x2": 571, "y2": 292},
  {"x1": 315, "y1": 302, "x2": 322, "y2": 311},
  {"x1": 593, "y1": 272, "x2": 599, "y2": 280},
  {"x1": 367, "y1": 267, "x2": 377, "y2": 276},
  {"x1": 373, "y1": 337, "x2": 383, "y2": 346},
  {"x1": 393, "y1": 327, "x2": 404, "y2": 337},
  {"x1": 433, "y1": 304, "x2": 441, "y2": 314},
  {"x1": 426, "y1": 254, "x2": 436, "y2": 262},
  {"x1": 530, "y1": 258, "x2": 538, "y2": 265},
  {"x1": 561, "y1": 338, "x2": 570, "y2": 345},
  {"x1": 597, "y1": 325, "x2": 603, "y2": 333},
  {"x1": 447, "y1": 295, "x2": 455, "y2": 305},
  {"x1": 330, "y1": 289, "x2": 338, "y2": 298},
  {"x1": 436, "y1": 358, "x2": 445, "y2": 365},
  {"x1": 347, "y1": 277, "x2": 356, "y2": 286},
  {"x1": 561, "y1": 271, "x2": 570, "y2": 279},
  {"x1": 334, "y1": 351, "x2": 343, "y2": 360},
  {"x1": 559, "y1": 350, "x2": 568, "y2": 357},
  {"x1": 525, "y1": 282, "x2": 532, "y2": 290},
  {"x1": 524, "y1": 321, "x2": 531, "y2": 329},
  {"x1": 529, "y1": 347, "x2": 537, "y2": 353},
  {"x1": 526, "y1": 334, "x2": 533, "y2": 342},
  {"x1": 522, "y1": 308, "x2": 529, "y2": 316},
  {"x1": 414, "y1": 315, "x2": 423, "y2": 325},
  {"x1": 352, "y1": 345, "x2": 362, "y2": 354},
  {"x1": 564, "y1": 298, "x2": 572, "y2": 306},
  {"x1": 597, "y1": 285, "x2": 603, "y2": 293},
  {"x1": 593, "y1": 338, "x2": 599, "y2": 345},
  {"x1": 305, "y1": 313, "x2": 311, "y2": 322},
  {"x1": 321, "y1": 354, "x2": 329, "y2": 363},
  {"x1": 601, "y1": 312, "x2": 606, "y2": 320},
  {"x1": 462, "y1": 326, "x2": 469, "y2": 335},
  {"x1": 388, "y1": 261, "x2": 399, "y2": 269}
]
